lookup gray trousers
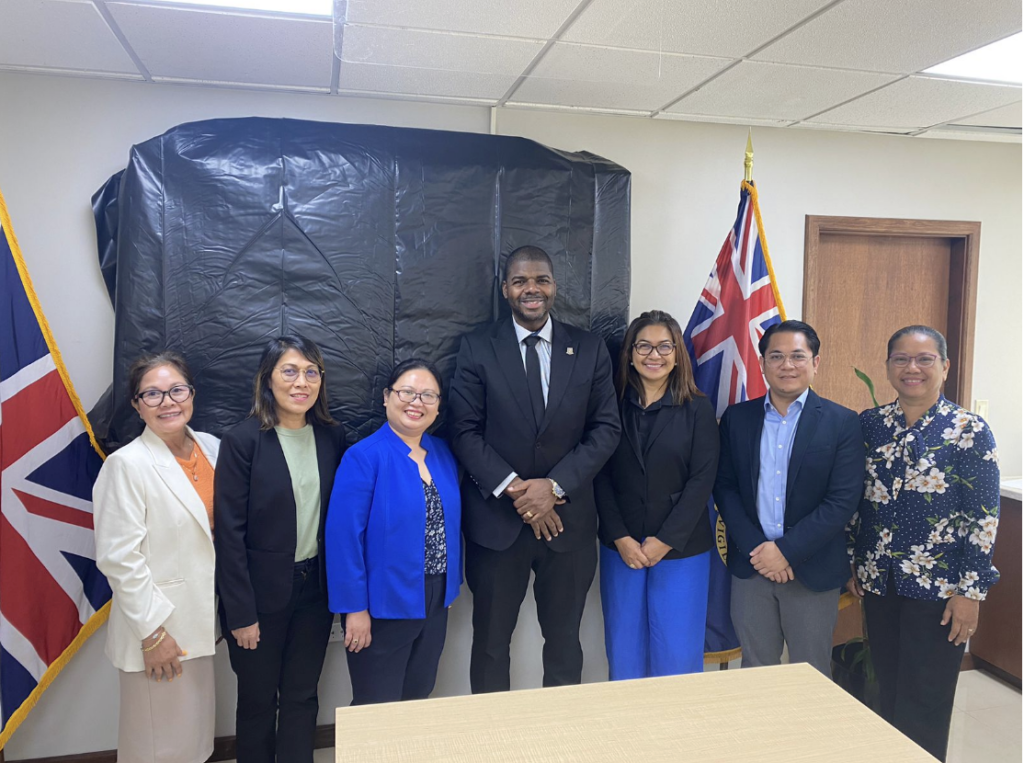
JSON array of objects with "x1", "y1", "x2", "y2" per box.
[{"x1": 730, "y1": 573, "x2": 839, "y2": 676}]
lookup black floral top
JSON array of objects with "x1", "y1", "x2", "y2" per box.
[
  {"x1": 423, "y1": 480, "x2": 447, "y2": 575},
  {"x1": 848, "y1": 395, "x2": 1000, "y2": 601}
]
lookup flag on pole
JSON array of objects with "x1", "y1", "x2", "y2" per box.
[
  {"x1": 683, "y1": 178, "x2": 787, "y2": 662},
  {"x1": 0, "y1": 186, "x2": 110, "y2": 748}
]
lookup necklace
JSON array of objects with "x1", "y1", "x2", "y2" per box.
[{"x1": 183, "y1": 446, "x2": 199, "y2": 482}]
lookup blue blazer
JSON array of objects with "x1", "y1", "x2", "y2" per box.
[
  {"x1": 713, "y1": 389, "x2": 863, "y2": 592},
  {"x1": 326, "y1": 423, "x2": 462, "y2": 619}
]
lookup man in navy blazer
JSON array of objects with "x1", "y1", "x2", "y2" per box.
[
  {"x1": 713, "y1": 320, "x2": 862, "y2": 676},
  {"x1": 450, "y1": 245, "x2": 620, "y2": 693}
]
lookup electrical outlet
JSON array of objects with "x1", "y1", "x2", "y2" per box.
[
  {"x1": 328, "y1": 615, "x2": 345, "y2": 643},
  {"x1": 974, "y1": 399, "x2": 989, "y2": 419}
]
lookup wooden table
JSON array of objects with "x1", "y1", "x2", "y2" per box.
[{"x1": 335, "y1": 663, "x2": 935, "y2": 762}]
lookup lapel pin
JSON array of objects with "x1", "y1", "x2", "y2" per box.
[{"x1": 566, "y1": 347, "x2": 574, "y2": 355}]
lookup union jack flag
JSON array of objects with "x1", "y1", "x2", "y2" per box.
[
  {"x1": 683, "y1": 180, "x2": 787, "y2": 661},
  {"x1": 0, "y1": 187, "x2": 110, "y2": 748}
]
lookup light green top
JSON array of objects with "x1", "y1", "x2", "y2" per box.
[{"x1": 275, "y1": 424, "x2": 320, "y2": 562}]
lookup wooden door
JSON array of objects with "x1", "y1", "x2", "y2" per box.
[{"x1": 804, "y1": 217, "x2": 979, "y2": 414}]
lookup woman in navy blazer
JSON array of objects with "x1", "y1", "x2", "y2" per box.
[{"x1": 326, "y1": 358, "x2": 461, "y2": 705}]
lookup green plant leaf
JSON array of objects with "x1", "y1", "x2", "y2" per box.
[{"x1": 854, "y1": 367, "x2": 880, "y2": 407}]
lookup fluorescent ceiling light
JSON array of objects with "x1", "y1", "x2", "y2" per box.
[
  {"x1": 144, "y1": 0, "x2": 332, "y2": 16},
  {"x1": 924, "y1": 33, "x2": 1022, "y2": 85}
]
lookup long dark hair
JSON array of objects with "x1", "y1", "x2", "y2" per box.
[
  {"x1": 250, "y1": 335, "x2": 337, "y2": 430},
  {"x1": 615, "y1": 310, "x2": 700, "y2": 406}
]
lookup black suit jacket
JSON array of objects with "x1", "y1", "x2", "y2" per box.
[
  {"x1": 214, "y1": 416, "x2": 347, "y2": 630},
  {"x1": 595, "y1": 394, "x2": 719, "y2": 560},
  {"x1": 449, "y1": 317, "x2": 621, "y2": 553},
  {"x1": 713, "y1": 389, "x2": 863, "y2": 592}
]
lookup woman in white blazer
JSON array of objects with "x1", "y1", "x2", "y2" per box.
[{"x1": 94, "y1": 352, "x2": 220, "y2": 763}]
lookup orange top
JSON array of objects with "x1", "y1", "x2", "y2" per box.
[{"x1": 175, "y1": 444, "x2": 215, "y2": 531}]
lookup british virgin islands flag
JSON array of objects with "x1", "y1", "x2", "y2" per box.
[
  {"x1": 0, "y1": 186, "x2": 110, "y2": 748},
  {"x1": 683, "y1": 180, "x2": 786, "y2": 662}
]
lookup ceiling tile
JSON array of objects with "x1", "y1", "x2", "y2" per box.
[
  {"x1": 509, "y1": 43, "x2": 731, "y2": 112},
  {"x1": 666, "y1": 61, "x2": 898, "y2": 121},
  {"x1": 106, "y1": 3, "x2": 333, "y2": 89},
  {"x1": 343, "y1": 0, "x2": 580, "y2": 39},
  {"x1": 563, "y1": 0, "x2": 832, "y2": 57},
  {"x1": 810, "y1": 76, "x2": 1022, "y2": 130},
  {"x1": 950, "y1": 101, "x2": 1022, "y2": 128},
  {"x1": 655, "y1": 113, "x2": 794, "y2": 128},
  {"x1": 339, "y1": 25, "x2": 543, "y2": 76},
  {"x1": 753, "y1": 0, "x2": 1022, "y2": 73},
  {"x1": 0, "y1": 0, "x2": 139, "y2": 75},
  {"x1": 793, "y1": 122, "x2": 916, "y2": 135},
  {"x1": 336, "y1": 63, "x2": 516, "y2": 101}
]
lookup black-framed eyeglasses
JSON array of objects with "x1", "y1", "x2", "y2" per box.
[
  {"x1": 277, "y1": 366, "x2": 323, "y2": 383},
  {"x1": 135, "y1": 384, "x2": 194, "y2": 407},
  {"x1": 887, "y1": 353, "x2": 940, "y2": 368},
  {"x1": 633, "y1": 342, "x2": 676, "y2": 357},
  {"x1": 387, "y1": 387, "x2": 441, "y2": 406}
]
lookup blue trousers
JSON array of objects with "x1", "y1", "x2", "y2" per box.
[{"x1": 600, "y1": 545, "x2": 710, "y2": 680}]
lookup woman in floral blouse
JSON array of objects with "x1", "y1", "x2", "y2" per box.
[{"x1": 846, "y1": 325, "x2": 999, "y2": 762}]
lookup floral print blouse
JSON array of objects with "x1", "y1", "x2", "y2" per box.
[
  {"x1": 423, "y1": 480, "x2": 447, "y2": 576},
  {"x1": 848, "y1": 395, "x2": 1000, "y2": 601}
]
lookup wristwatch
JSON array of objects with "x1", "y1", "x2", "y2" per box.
[{"x1": 549, "y1": 479, "x2": 566, "y2": 500}]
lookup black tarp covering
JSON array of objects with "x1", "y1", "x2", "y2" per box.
[{"x1": 90, "y1": 117, "x2": 630, "y2": 450}]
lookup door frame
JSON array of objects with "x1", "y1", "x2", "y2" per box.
[{"x1": 803, "y1": 215, "x2": 980, "y2": 408}]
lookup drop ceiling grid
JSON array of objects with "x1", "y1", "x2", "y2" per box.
[
  {"x1": 0, "y1": 0, "x2": 141, "y2": 75},
  {"x1": 508, "y1": 43, "x2": 732, "y2": 112},
  {"x1": 342, "y1": 0, "x2": 584, "y2": 39},
  {"x1": 804, "y1": 75, "x2": 1023, "y2": 130},
  {"x1": 664, "y1": 60, "x2": 900, "y2": 122},
  {"x1": 751, "y1": 0, "x2": 1023, "y2": 74},
  {"x1": 105, "y1": 2, "x2": 335, "y2": 89},
  {"x1": 561, "y1": 0, "x2": 836, "y2": 58},
  {"x1": 951, "y1": 101, "x2": 1022, "y2": 128}
]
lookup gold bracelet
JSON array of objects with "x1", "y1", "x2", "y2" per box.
[{"x1": 141, "y1": 629, "x2": 166, "y2": 652}]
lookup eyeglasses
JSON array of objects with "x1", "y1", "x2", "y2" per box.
[
  {"x1": 135, "y1": 384, "x2": 194, "y2": 407},
  {"x1": 277, "y1": 366, "x2": 323, "y2": 383},
  {"x1": 764, "y1": 352, "x2": 813, "y2": 368},
  {"x1": 633, "y1": 342, "x2": 676, "y2": 357},
  {"x1": 887, "y1": 353, "x2": 940, "y2": 368},
  {"x1": 387, "y1": 387, "x2": 440, "y2": 406}
]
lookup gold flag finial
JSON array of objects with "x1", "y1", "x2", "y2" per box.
[{"x1": 743, "y1": 128, "x2": 753, "y2": 183}]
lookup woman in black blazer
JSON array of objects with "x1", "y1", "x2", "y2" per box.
[
  {"x1": 215, "y1": 336, "x2": 346, "y2": 763},
  {"x1": 595, "y1": 310, "x2": 719, "y2": 680}
]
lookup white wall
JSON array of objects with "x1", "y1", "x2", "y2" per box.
[{"x1": 0, "y1": 71, "x2": 1019, "y2": 758}]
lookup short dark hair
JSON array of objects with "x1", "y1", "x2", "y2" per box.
[
  {"x1": 250, "y1": 335, "x2": 337, "y2": 430},
  {"x1": 386, "y1": 358, "x2": 443, "y2": 396},
  {"x1": 127, "y1": 351, "x2": 194, "y2": 400},
  {"x1": 887, "y1": 325, "x2": 948, "y2": 361},
  {"x1": 503, "y1": 245, "x2": 553, "y2": 283},
  {"x1": 616, "y1": 310, "x2": 700, "y2": 406},
  {"x1": 758, "y1": 320, "x2": 821, "y2": 357}
]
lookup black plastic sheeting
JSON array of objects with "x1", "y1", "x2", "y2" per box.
[{"x1": 90, "y1": 117, "x2": 630, "y2": 451}]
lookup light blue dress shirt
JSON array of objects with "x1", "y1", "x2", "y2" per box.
[{"x1": 756, "y1": 388, "x2": 809, "y2": 541}]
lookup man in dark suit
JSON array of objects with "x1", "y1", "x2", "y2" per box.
[
  {"x1": 713, "y1": 320, "x2": 862, "y2": 676},
  {"x1": 450, "y1": 245, "x2": 620, "y2": 693}
]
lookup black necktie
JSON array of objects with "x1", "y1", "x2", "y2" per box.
[{"x1": 523, "y1": 333, "x2": 545, "y2": 428}]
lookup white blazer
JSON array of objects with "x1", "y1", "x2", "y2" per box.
[{"x1": 93, "y1": 426, "x2": 219, "y2": 672}]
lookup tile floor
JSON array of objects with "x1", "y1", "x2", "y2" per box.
[
  {"x1": 947, "y1": 670, "x2": 1022, "y2": 763},
  {"x1": 229, "y1": 669, "x2": 1022, "y2": 762}
]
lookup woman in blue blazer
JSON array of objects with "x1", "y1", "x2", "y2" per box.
[{"x1": 326, "y1": 358, "x2": 461, "y2": 705}]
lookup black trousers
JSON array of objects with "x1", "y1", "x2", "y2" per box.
[
  {"x1": 346, "y1": 573, "x2": 449, "y2": 705},
  {"x1": 863, "y1": 581, "x2": 966, "y2": 762},
  {"x1": 466, "y1": 525, "x2": 597, "y2": 693},
  {"x1": 223, "y1": 557, "x2": 333, "y2": 763}
]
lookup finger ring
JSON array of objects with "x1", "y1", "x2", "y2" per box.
[
  {"x1": 354, "y1": 640, "x2": 360, "y2": 645},
  {"x1": 968, "y1": 629, "x2": 974, "y2": 633},
  {"x1": 525, "y1": 511, "x2": 534, "y2": 519}
]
